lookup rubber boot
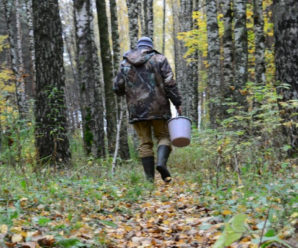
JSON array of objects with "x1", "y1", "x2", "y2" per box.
[
  {"x1": 141, "y1": 156, "x2": 155, "y2": 182},
  {"x1": 156, "y1": 145, "x2": 172, "y2": 183}
]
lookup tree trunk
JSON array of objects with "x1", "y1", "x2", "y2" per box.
[
  {"x1": 32, "y1": 0, "x2": 71, "y2": 165},
  {"x1": 253, "y1": 0, "x2": 266, "y2": 84},
  {"x1": 74, "y1": 0, "x2": 105, "y2": 158},
  {"x1": 15, "y1": 0, "x2": 27, "y2": 116},
  {"x1": 110, "y1": 0, "x2": 130, "y2": 160},
  {"x1": 190, "y1": 0, "x2": 199, "y2": 127},
  {"x1": 0, "y1": 0, "x2": 10, "y2": 68},
  {"x1": 273, "y1": 0, "x2": 298, "y2": 155},
  {"x1": 178, "y1": 0, "x2": 197, "y2": 123},
  {"x1": 222, "y1": 0, "x2": 234, "y2": 102},
  {"x1": 171, "y1": 0, "x2": 181, "y2": 85},
  {"x1": 138, "y1": 0, "x2": 145, "y2": 35},
  {"x1": 3, "y1": 0, "x2": 27, "y2": 118},
  {"x1": 233, "y1": 0, "x2": 248, "y2": 105},
  {"x1": 126, "y1": 0, "x2": 140, "y2": 152},
  {"x1": 126, "y1": 0, "x2": 139, "y2": 49},
  {"x1": 60, "y1": 2, "x2": 81, "y2": 132},
  {"x1": 96, "y1": 0, "x2": 117, "y2": 155},
  {"x1": 162, "y1": 0, "x2": 166, "y2": 54},
  {"x1": 24, "y1": 0, "x2": 36, "y2": 95},
  {"x1": 206, "y1": 0, "x2": 222, "y2": 128},
  {"x1": 144, "y1": 0, "x2": 154, "y2": 39}
]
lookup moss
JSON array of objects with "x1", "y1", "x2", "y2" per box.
[{"x1": 83, "y1": 109, "x2": 93, "y2": 150}]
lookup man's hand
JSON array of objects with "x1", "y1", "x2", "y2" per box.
[{"x1": 176, "y1": 106, "x2": 182, "y2": 116}]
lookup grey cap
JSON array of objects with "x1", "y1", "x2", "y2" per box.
[{"x1": 137, "y1": 37, "x2": 153, "y2": 48}]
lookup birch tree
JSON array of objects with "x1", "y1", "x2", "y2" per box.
[
  {"x1": 171, "y1": 0, "x2": 182, "y2": 87},
  {"x1": 15, "y1": 0, "x2": 27, "y2": 108},
  {"x1": 126, "y1": 0, "x2": 139, "y2": 48},
  {"x1": 74, "y1": 0, "x2": 105, "y2": 157},
  {"x1": 206, "y1": 0, "x2": 221, "y2": 128},
  {"x1": 32, "y1": 0, "x2": 71, "y2": 164},
  {"x1": 178, "y1": 0, "x2": 197, "y2": 123},
  {"x1": 0, "y1": 1, "x2": 9, "y2": 66},
  {"x1": 222, "y1": 0, "x2": 234, "y2": 102},
  {"x1": 233, "y1": 0, "x2": 248, "y2": 105},
  {"x1": 162, "y1": 0, "x2": 166, "y2": 54},
  {"x1": 273, "y1": 0, "x2": 298, "y2": 155},
  {"x1": 110, "y1": 0, "x2": 130, "y2": 160},
  {"x1": 190, "y1": 0, "x2": 199, "y2": 127},
  {"x1": 144, "y1": 0, "x2": 154, "y2": 39},
  {"x1": 138, "y1": 0, "x2": 145, "y2": 35},
  {"x1": 24, "y1": 0, "x2": 35, "y2": 94},
  {"x1": 3, "y1": 0, "x2": 27, "y2": 118},
  {"x1": 253, "y1": 0, "x2": 266, "y2": 84},
  {"x1": 96, "y1": 0, "x2": 117, "y2": 155}
]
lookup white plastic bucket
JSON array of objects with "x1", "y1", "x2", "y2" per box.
[{"x1": 168, "y1": 116, "x2": 192, "y2": 147}]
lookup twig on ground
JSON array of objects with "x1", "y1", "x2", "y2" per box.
[{"x1": 258, "y1": 203, "x2": 272, "y2": 248}]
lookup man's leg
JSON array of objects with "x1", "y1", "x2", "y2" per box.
[
  {"x1": 152, "y1": 120, "x2": 172, "y2": 182},
  {"x1": 133, "y1": 121, "x2": 155, "y2": 181}
]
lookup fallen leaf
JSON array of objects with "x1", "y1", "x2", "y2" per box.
[
  {"x1": 222, "y1": 209, "x2": 232, "y2": 216},
  {"x1": 12, "y1": 233, "x2": 23, "y2": 243},
  {"x1": 0, "y1": 224, "x2": 8, "y2": 234}
]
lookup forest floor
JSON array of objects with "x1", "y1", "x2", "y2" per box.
[{"x1": 0, "y1": 163, "x2": 297, "y2": 248}]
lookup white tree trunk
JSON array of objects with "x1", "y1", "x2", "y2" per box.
[
  {"x1": 222, "y1": 0, "x2": 234, "y2": 96},
  {"x1": 206, "y1": 0, "x2": 222, "y2": 128},
  {"x1": 253, "y1": 0, "x2": 266, "y2": 84},
  {"x1": 15, "y1": 0, "x2": 27, "y2": 116},
  {"x1": 233, "y1": 0, "x2": 248, "y2": 105},
  {"x1": 74, "y1": 0, "x2": 105, "y2": 157}
]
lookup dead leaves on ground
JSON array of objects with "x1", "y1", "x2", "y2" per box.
[{"x1": 0, "y1": 177, "x2": 293, "y2": 247}]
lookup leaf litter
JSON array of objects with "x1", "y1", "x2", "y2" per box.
[{"x1": 0, "y1": 174, "x2": 296, "y2": 248}]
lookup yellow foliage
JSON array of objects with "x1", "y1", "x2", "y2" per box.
[
  {"x1": 246, "y1": 3, "x2": 255, "y2": 80},
  {"x1": 0, "y1": 69, "x2": 14, "y2": 87},
  {"x1": 0, "y1": 65, "x2": 16, "y2": 124},
  {"x1": 217, "y1": 13, "x2": 224, "y2": 40},
  {"x1": 0, "y1": 35, "x2": 8, "y2": 53},
  {"x1": 263, "y1": 0, "x2": 275, "y2": 81},
  {"x1": 178, "y1": 10, "x2": 208, "y2": 59}
]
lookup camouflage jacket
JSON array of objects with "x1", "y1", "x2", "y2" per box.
[{"x1": 113, "y1": 48, "x2": 182, "y2": 123}]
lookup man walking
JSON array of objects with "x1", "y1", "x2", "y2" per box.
[{"x1": 113, "y1": 37, "x2": 182, "y2": 183}]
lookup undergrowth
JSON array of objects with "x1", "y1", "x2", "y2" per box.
[{"x1": 0, "y1": 82, "x2": 297, "y2": 247}]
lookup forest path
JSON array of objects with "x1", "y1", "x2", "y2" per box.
[
  {"x1": 103, "y1": 177, "x2": 244, "y2": 248},
  {"x1": 2, "y1": 173, "x2": 290, "y2": 248}
]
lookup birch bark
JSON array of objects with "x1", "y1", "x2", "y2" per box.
[
  {"x1": 74, "y1": 0, "x2": 105, "y2": 157},
  {"x1": 233, "y1": 0, "x2": 248, "y2": 105},
  {"x1": 24, "y1": 0, "x2": 36, "y2": 96},
  {"x1": 3, "y1": 0, "x2": 27, "y2": 118},
  {"x1": 253, "y1": 0, "x2": 266, "y2": 84},
  {"x1": 179, "y1": 0, "x2": 196, "y2": 121},
  {"x1": 145, "y1": 0, "x2": 154, "y2": 39},
  {"x1": 222, "y1": 0, "x2": 234, "y2": 99},
  {"x1": 15, "y1": 0, "x2": 27, "y2": 115},
  {"x1": 206, "y1": 0, "x2": 221, "y2": 128},
  {"x1": 32, "y1": 0, "x2": 71, "y2": 164},
  {"x1": 190, "y1": 0, "x2": 199, "y2": 127},
  {"x1": 126, "y1": 0, "x2": 139, "y2": 48},
  {"x1": 0, "y1": 2, "x2": 9, "y2": 65},
  {"x1": 110, "y1": 0, "x2": 130, "y2": 160},
  {"x1": 138, "y1": 0, "x2": 145, "y2": 35},
  {"x1": 96, "y1": 0, "x2": 117, "y2": 155},
  {"x1": 162, "y1": 0, "x2": 166, "y2": 54},
  {"x1": 273, "y1": 0, "x2": 298, "y2": 155},
  {"x1": 171, "y1": 0, "x2": 181, "y2": 86}
]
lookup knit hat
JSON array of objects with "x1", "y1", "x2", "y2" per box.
[{"x1": 137, "y1": 37, "x2": 153, "y2": 49}]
